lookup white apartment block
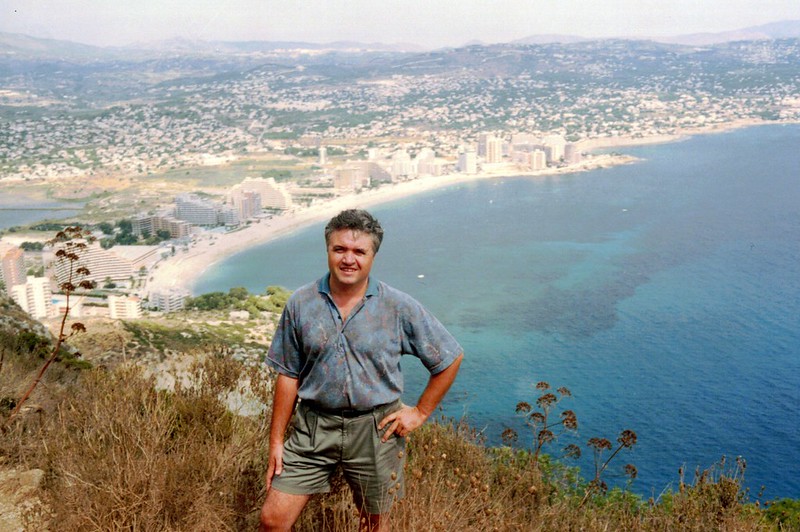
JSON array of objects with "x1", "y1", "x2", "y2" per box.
[
  {"x1": 513, "y1": 148, "x2": 547, "y2": 170},
  {"x1": 228, "y1": 189, "x2": 261, "y2": 220},
  {"x1": 53, "y1": 242, "x2": 160, "y2": 285},
  {"x1": 10, "y1": 276, "x2": 53, "y2": 319},
  {"x1": 457, "y1": 149, "x2": 478, "y2": 174},
  {"x1": 108, "y1": 294, "x2": 142, "y2": 319},
  {"x1": 132, "y1": 213, "x2": 192, "y2": 239},
  {"x1": 175, "y1": 194, "x2": 222, "y2": 225},
  {"x1": 1, "y1": 245, "x2": 26, "y2": 290},
  {"x1": 149, "y1": 288, "x2": 190, "y2": 312},
  {"x1": 233, "y1": 177, "x2": 293, "y2": 210},
  {"x1": 542, "y1": 134, "x2": 567, "y2": 163},
  {"x1": 485, "y1": 136, "x2": 505, "y2": 163},
  {"x1": 390, "y1": 150, "x2": 414, "y2": 180},
  {"x1": 564, "y1": 143, "x2": 582, "y2": 164}
]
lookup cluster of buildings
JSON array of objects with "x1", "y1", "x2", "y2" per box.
[
  {"x1": 0, "y1": 176, "x2": 300, "y2": 322},
  {"x1": 129, "y1": 177, "x2": 294, "y2": 240},
  {"x1": 2, "y1": 240, "x2": 159, "y2": 320},
  {"x1": 328, "y1": 132, "x2": 578, "y2": 192}
]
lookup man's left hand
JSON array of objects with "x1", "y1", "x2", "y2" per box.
[{"x1": 378, "y1": 405, "x2": 428, "y2": 442}]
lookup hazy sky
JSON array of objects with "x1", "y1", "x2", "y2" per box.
[{"x1": 3, "y1": 0, "x2": 800, "y2": 48}]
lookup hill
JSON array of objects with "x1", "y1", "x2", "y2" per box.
[{"x1": 2, "y1": 292, "x2": 796, "y2": 529}]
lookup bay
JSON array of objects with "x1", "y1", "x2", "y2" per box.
[{"x1": 196, "y1": 124, "x2": 800, "y2": 499}]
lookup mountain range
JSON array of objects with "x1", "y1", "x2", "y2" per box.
[{"x1": 1, "y1": 20, "x2": 799, "y2": 60}]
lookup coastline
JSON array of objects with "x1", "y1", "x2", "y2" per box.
[
  {"x1": 146, "y1": 152, "x2": 638, "y2": 295},
  {"x1": 143, "y1": 118, "x2": 774, "y2": 296}
]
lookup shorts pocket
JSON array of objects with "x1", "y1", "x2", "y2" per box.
[{"x1": 290, "y1": 405, "x2": 318, "y2": 450}]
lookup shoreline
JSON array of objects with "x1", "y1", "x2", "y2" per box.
[
  {"x1": 146, "y1": 118, "x2": 781, "y2": 296},
  {"x1": 146, "y1": 152, "x2": 639, "y2": 295}
]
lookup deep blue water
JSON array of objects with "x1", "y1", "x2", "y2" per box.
[{"x1": 196, "y1": 125, "x2": 800, "y2": 499}]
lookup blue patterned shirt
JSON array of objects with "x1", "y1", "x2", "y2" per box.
[{"x1": 266, "y1": 274, "x2": 463, "y2": 410}]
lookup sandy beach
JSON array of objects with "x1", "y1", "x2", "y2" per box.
[
  {"x1": 146, "y1": 119, "x2": 776, "y2": 295},
  {"x1": 147, "y1": 152, "x2": 641, "y2": 295}
]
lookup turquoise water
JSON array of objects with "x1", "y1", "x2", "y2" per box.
[{"x1": 196, "y1": 125, "x2": 800, "y2": 499}]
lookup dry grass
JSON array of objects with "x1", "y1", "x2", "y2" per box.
[{"x1": 0, "y1": 346, "x2": 776, "y2": 531}]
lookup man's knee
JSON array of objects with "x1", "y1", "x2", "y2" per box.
[{"x1": 259, "y1": 489, "x2": 309, "y2": 532}]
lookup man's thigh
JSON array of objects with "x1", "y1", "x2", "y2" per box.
[
  {"x1": 341, "y1": 402, "x2": 407, "y2": 515},
  {"x1": 271, "y1": 404, "x2": 340, "y2": 495}
]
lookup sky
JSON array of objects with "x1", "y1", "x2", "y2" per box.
[{"x1": 2, "y1": 0, "x2": 800, "y2": 49}]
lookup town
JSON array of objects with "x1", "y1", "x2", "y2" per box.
[{"x1": 2, "y1": 36, "x2": 800, "y2": 321}]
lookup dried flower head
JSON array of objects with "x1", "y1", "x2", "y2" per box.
[
  {"x1": 561, "y1": 410, "x2": 578, "y2": 430},
  {"x1": 535, "y1": 381, "x2": 550, "y2": 390},
  {"x1": 536, "y1": 393, "x2": 557, "y2": 408},
  {"x1": 624, "y1": 463, "x2": 638, "y2": 479},
  {"x1": 588, "y1": 437, "x2": 612, "y2": 451},
  {"x1": 617, "y1": 429, "x2": 637, "y2": 448},
  {"x1": 537, "y1": 429, "x2": 554, "y2": 445},
  {"x1": 501, "y1": 428, "x2": 519, "y2": 445},
  {"x1": 563, "y1": 443, "x2": 582, "y2": 459},
  {"x1": 515, "y1": 401, "x2": 532, "y2": 413},
  {"x1": 557, "y1": 386, "x2": 571, "y2": 397},
  {"x1": 530, "y1": 412, "x2": 545, "y2": 424}
]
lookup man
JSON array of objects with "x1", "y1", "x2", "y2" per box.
[{"x1": 260, "y1": 209, "x2": 463, "y2": 531}]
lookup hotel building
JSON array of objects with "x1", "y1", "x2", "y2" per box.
[
  {"x1": 1, "y1": 245, "x2": 26, "y2": 291},
  {"x1": 53, "y1": 242, "x2": 160, "y2": 285},
  {"x1": 108, "y1": 294, "x2": 142, "y2": 319},
  {"x1": 231, "y1": 177, "x2": 293, "y2": 211},
  {"x1": 10, "y1": 276, "x2": 53, "y2": 319}
]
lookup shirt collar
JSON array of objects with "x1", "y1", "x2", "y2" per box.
[{"x1": 318, "y1": 273, "x2": 378, "y2": 298}]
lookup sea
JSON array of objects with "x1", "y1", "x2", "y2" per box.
[{"x1": 204, "y1": 125, "x2": 798, "y2": 499}]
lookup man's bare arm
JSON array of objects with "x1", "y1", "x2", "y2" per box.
[
  {"x1": 266, "y1": 373, "x2": 299, "y2": 490},
  {"x1": 378, "y1": 353, "x2": 463, "y2": 441}
]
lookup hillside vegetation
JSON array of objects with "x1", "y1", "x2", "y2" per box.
[{"x1": 0, "y1": 295, "x2": 796, "y2": 530}]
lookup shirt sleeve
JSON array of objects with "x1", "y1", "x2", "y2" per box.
[
  {"x1": 265, "y1": 300, "x2": 302, "y2": 378},
  {"x1": 400, "y1": 299, "x2": 463, "y2": 375}
]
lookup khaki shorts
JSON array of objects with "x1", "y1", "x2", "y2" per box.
[{"x1": 271, "y1": 400, "x2": 406, "y2": 515}]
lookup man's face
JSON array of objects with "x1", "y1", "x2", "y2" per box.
[{"x1": 327, "y1": 229, "x2": 376, "y2": 290}]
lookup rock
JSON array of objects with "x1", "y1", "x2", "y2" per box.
[{"x1": 18, "y1": 469, "x2": 44, "y2": 489}]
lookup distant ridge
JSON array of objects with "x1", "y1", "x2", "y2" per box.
[
  {"x1": 511, "y1": 34, "x2": 587, "y2": 45},
  {"x1": 652, "y1": 19, "x2": 800, "y2": 45},
  {"x1": 1, "y1": 20, "x2": 799, "y2": 61},
  {"x1": 509, "y1": 20, "x2": 800, "y2": 47}
]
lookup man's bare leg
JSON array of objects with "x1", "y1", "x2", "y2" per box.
[{"x1": 259, "y1": 489, "x2": 310, "y2": 532}]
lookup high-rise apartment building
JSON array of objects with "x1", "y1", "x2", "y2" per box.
[
  {"x1": 10, "y1": 276, "x2": 53, "y2": 319},
  {"x1": 231, "y1": 177, "x2": 293, "y2": 210},
  {"x1": 457, "y1": 149, "x2": 478, "y2": 174},
  {"x1": 1, "y1": 246, "x2": 26, "y2": 290},
  {"x1": 53, "y1": 242, "x2": 160, "y2": 285},
  {"x1": 108, "y1": 294, "x2": 142, "y2": 319},
  {"x1": 485, "y1": 136, "x2": 505, "y2": 163},
  {"x1": 175, "y1": 194, "x2": 221, "y2": 226},
  {"x1": 542, "y1": 135, "x2": 567, "y2": 163},
  {"x1": 149, "y1": 288, "x2": 190, "y2": 313}
]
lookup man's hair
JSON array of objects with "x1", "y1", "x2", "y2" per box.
[{"x1": 325, "y1": 209, "x2": 384, "y2": 253}]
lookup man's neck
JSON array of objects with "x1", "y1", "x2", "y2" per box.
[
  {"x1": 329, "y1": 277, "x2": 369, "y2": 319},
  {"x1": 329, "y1": 277, "x2": 368, "y2": 300}
]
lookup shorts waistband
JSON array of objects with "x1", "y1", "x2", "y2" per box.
[{"x1": 303, "y1": 399, "x2": 399, "y2": 418}]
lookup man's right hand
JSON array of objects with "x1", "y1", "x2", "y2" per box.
[{"x1": 265, "y1": 443, "x2": 284, "y2": 491}]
